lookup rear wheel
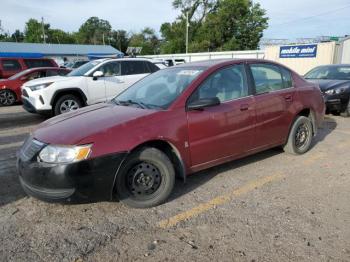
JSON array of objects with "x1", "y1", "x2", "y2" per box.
[
  {"x1": 284, "y1": 116, "x2": 313, "y2": 155},
  {"x1": 53, "y1": 94, "x2": 82, "y2": 115},
  {"x1": 0, "y1": 90, "x2": 16, "y2": 106},
  {"x1": 340, "y1": 101, "x2": 350, "y2": 117},
  {"x1": 115, "y1": 147, "x2": 175, "y2": 208}
]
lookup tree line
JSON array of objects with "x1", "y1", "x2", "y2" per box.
[{"x1": 0, "y1": 0, "x2": 268, "y2": 55}]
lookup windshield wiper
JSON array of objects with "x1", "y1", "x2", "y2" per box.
[{"x1": 114, "y1": 99, "x2": 149, "y2": 109}]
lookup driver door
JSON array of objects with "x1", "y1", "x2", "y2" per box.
[{"x1": 186, "y1": 64, "x2": 256, "y2": 169}]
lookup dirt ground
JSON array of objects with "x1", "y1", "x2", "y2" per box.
[{"x1": 0, "y1": 105, "x2": 349, "y2": 262}]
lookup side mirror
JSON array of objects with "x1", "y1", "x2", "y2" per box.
[
  {"x1": 187, "y1": 97, "x2": 220, "y2": 111},
  {"x1": 92, "y1": 70, "x2": 104, "y2": 80},
  {"x1": 20, "y1": 76, "x2": 27, "y2": 81}
]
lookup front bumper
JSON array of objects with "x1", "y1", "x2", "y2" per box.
[
  {"x1": 323, "y1": 93, "x2": 350, "y2": 112},
  {"x1": 17, "y1": 139, "x2": 127, "y2": 203}
]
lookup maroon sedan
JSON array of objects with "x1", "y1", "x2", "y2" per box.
[
  {"x1": 0, "y1": 67, "x2": 70, "y2": 106},
  {"x1": 17, "y1": 59, "x2": 325, "y2": 208}
]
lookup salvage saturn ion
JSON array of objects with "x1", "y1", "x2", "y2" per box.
[{"x1": 17, "y1": 59, "x2": 325, "y2": 208}]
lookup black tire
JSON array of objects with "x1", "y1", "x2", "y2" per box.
[
  {"x1": 115, "y1": 147, "x2": 175, "y2": 208},
  {"x1": 283, "y1": 116, "x2": 313, "y2": 155},
  {"x1": 53, "y1": 94, "x2": 82, "y2": 115},
  {"x1": 0, "y1": 89, "x2": 17, "y2": 106},
  {"x1": 340, "y1": 101, "x2": 350, "y2": 117}
]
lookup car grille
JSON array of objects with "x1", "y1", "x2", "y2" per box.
[
  {"x1": 22, "y1": 89, "x2": 29, "y2": 98},
  {"x1": 20, "y1": 137, "x2": 45, "y2": 161}
]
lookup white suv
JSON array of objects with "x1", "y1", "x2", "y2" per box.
[{"x1": 21, "y1": 58, "x2": 159, "y2": 115}]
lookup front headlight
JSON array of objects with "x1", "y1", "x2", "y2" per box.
[
  {"x1": 39, "y1": 144, "x2": 92, "y2": 164},
  {"x1": 325, "y1": 87, "x2": 346, "y2": 95},
  {"x1": 29, "y1": 82, "x2": 53, "y2": 91}
]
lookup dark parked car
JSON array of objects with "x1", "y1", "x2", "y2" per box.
[
  {"x1": 0, "y1": 58, "x2": 58, "y2": 79},
  {"x1": 0, "y1": 67, "x2": 71, "y2": 106},
  {"x1": 17, "y1": 59, "x2": 325, "y2": 208},
  {"x1": 305, "y1": 64, "x2": 350, "y2": 117}
]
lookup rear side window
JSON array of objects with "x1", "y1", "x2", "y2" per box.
[
  {"x1": 122, "y1": 61, "x2": 149, "y2": 75},
  {"x1": 24, "y1": 59, "x2": 54, "y2": 68},
  {"x1": 146, "y1": 62, "x2": 160, "y2": 73},
  {"x1": 250, "y1": 64, "x2": 284, "y2": 94},
  {"x1": 1, "y1": 59, "x2": 22, "y2": 71},
  {"x1": 281, "y1": 67, "x2": 293, "y2": 88}
]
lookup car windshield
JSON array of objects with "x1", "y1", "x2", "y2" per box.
[
  {"x1": 305, "y1": 66, "x2": 350, "y2": 80},
  {"x1": 67, "y1": 60, "x2": 102, "y2": 77},
  {"x1": 114, "y1": 67, "x2": 205, "y2": 109},
  {"x1": 8, "y1": 69, "x2": 33, "y2": 80}
]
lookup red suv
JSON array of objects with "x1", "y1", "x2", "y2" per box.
[
  {"x1": 0, "y1": 67, "x2": 71, "y2": 106},
  {"x1": 17, "y1": 59, "x2": 325, "y2": 208},
  {"x1": 0, "y1": 58, "x2": 58, "y2": 79}
]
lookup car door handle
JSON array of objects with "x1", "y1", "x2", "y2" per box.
[
  {"x1": 240, "y1": 104, "x2": 249, "y2": 111},
  {"x1": 284, "y1": 95, "x2": 293, "y2": 102}
]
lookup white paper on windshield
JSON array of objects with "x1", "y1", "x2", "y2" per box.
[{"x1": 177, "y1": 70, "x2": 201, "y2": 76}]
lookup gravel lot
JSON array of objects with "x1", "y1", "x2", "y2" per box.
[{"x1": 0, "y1": 105, "x2": 349, "y2": 262}]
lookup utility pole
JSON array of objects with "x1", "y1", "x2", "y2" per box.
[
  {"x1": 102, "y1": 33, "x2": 105, "y2": 45},
  {"x1": 186, "y1": 12, "x2": 189, "y2": 54},
  {"x1": 41, "y1": 17, "x2": 46, "y2": 44}
]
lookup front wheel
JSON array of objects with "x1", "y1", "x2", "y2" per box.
[
  {"x1": 284, "y1": 116, "x2": 313, "y2": 155},
  {"x1": 115, "y1": 147, "x2": 175, "y2": 208},
  {"x1": 340, "y1": 100, "x2": 350, "y2": 117},
  {"x1": 53, "y1": 94, "x2": 82, "y2": 115},
  {"x1": 0, "y1": 90, "x2": 17, "y2": 106}
]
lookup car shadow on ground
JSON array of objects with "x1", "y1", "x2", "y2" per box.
[
  {"x1": 310, "y1": 116, "x2": 337, "y2": 148},
  {"x1": 169, "y1": 119, "x2": 338, "y2": 203},
  {"x1": 169, "y1": 147, "x2": 284, "y2": 202}
]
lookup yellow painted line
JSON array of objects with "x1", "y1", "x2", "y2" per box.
[
  {"x1": 0, "y1": 141, "x2": 23, "y2": 150},
  {"x1": 158, "y1": 173, "x2": 284, "y2": 229}
]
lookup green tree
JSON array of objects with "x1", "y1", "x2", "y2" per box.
[
  {"x1": 49, "y1": 29, "x2": 75, "y2": 44},
  {"x1": 77, "y1": 17, "x2": 112, "y2": 45},
  {"x1": 128, "y1": 27, "x2": 160, "y2": 55},
  {"x1": 11, "y1": 30, "x2": 25, "y2": 42},
  {"x1": 109, "y1": 30, "x2": 129, "y2": 53},
  {"x1": 160, "y1": 0, "x2": 268, "y2": 53},
  {"x1": 24, "y1": 18, "x2": 50, "y2": 43}
]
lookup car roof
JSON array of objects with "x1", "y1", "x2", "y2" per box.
[
  {"x1": 93, "y1": 58, "x2": 154, "y2": 63},
  {"x1": 174, "y1": 58, "x2": 269, "y2": 69}
]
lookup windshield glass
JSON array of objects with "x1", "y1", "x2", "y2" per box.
[
  {"x1": 8, "y1": 69, "x2": 33, "y2": 80},
  {"x1": 305, "y1": 66, "x2": 350, "y2": 80},
  {"x1": 67, "y1": 60, "x2": 102, "y2": 77},
  {"x1": 114, "y1": 67, "x2": 204, "y2": 109}
]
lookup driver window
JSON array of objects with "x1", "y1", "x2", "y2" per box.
[
  {"x1": 190, "y1": 64, "x2": 248, "y2": 103},
  {"x1": 99, "y1": 62, "x2": 121, "y2": 77},
  {"x1": 26, "y1": 71, "x2": 41, "y2": 81}
]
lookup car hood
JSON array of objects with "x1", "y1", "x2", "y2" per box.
[
  {"x1": 23, "y1": 76, "x2": 78, "y2": 87},
  {"x1": 33, "y1": 103, "x2": 156, "y2": 145},
  {"x1": 307, "y1": 79, "x2": 350, "y2": 91}
]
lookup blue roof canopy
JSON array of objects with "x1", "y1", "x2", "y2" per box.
[{"x1": 0, "y1": 42, "x2": 123, "y2": 58}]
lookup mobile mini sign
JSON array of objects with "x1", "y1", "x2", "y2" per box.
[{"x1": 280, "y1": 44, "x2": 318, "y2": 58}]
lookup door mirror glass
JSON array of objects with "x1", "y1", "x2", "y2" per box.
[
  {"x1": 187, "y1": 97, "x2": 220, "y2": 111},
  {"x1": 93, "y1": 70, "x2": 104, "y2": 80}
]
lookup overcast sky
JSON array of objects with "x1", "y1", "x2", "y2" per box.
[{"x1": 1, "y1": 0, "x2": 350, "y2": 39}]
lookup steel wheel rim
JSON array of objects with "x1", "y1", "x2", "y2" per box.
[
  {"x1": 60, "y1": 99, "x2": 79, "y2": 113},
  {"x1": 295, "y1": 123, "x2": 310, "y2": 149},
  {"x1": 0, "y1": 90, "x2": 16, "y2": 105},
  {"x1": 126, "y1": 162, "x2": 162, "y2": 198}
]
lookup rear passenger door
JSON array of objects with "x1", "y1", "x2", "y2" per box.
[{"x1": 248, "y1": 63, "x2": 295, "y2": 150}]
